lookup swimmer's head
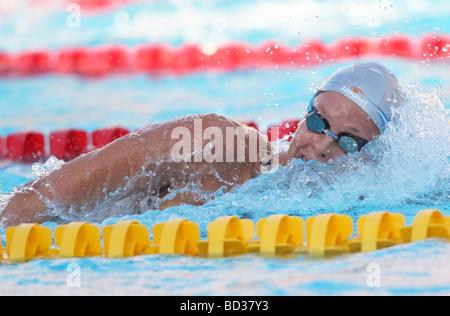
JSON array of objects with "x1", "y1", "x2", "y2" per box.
[
  {"x1": 315, "y1": 62, "x2": 404, "y2": 133},
  {"x1": 283, "y1": 62, "x2": 403, "y2": 164}
]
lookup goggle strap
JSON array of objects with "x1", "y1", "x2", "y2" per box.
[{"x1": 308, "y1": 94, "x2": 316, "y2": 113}]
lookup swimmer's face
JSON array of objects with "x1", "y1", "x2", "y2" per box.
[{"x1": 286, "y1": 92, "x2": 380, "y2": 163}]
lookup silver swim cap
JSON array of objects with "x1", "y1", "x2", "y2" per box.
[{"x1": 316, "y1": 62, "x2": 403, "y2": 133}]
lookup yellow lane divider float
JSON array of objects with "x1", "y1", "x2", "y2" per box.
[{"x1": 1, "y1": 209, "x2": 449, "y2": 263}]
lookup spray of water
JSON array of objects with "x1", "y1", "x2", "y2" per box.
[
  {"x1": 1, "y1": 85, "x2": 448, "y2": 230},
  {"x1": 136, "y1": 84, "x2": 449, "y2": 228},
  {"x1": 204, "y1": 84, "x2": 450, "y2": 221}
]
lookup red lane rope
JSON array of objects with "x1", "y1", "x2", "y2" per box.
[
  {"x1": 64, "y1": 0, "x2": 145, "y2": 11},
  {"x1": 0, "y1": 122, "x2": 298, "y2": 163},
  {"x1": 0, "y1": 35, "x2": 449, "y2": 78},
  {"x1": 1, "y1": 127, "x2": 131, "y2": 163}
]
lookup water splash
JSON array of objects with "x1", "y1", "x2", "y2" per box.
[
  {"x1": 31, "y1": 156, "x2": 65, "y2": 178},
  {"x1": 100, "y1": 85, "x2": 449, "y2": 231},
  {"x1": 2, "y1": 85, "x2": 448, "y2": 230}
]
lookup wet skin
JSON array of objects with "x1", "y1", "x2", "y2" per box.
[{"x1": 0, "y1": 92, "x2": 379, "y2": 227}]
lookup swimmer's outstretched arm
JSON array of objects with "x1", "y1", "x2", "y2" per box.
[{"x1": 0, "y1": 114, "x2": 264, "y2": 227}]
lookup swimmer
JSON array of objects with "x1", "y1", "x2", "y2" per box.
[{"x1": 0, "y1": 62, "x2": 403, "y2": 227}]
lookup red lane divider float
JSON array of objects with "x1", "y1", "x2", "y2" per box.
[
  {"x1": 0, "y1": 122, "x2": 302, "y2": 163},
  {"x1": 0, "y1": 127, "x2": 129, "y2": 163},
  {"x1": 50, "y1": 129, "x2": 89, "y2": 161},
  {"x1": 65, "y1": 0, "x2": 143, "y2": 12},
  {"x1": 92, "y1": 127, "x2": 130, "y2": 149},
  {"x1": 0, "y1": 35, "x2": 449, "y2": 78},
  {"x1": 56, "y1": 46, "x2": 130, "y2": 76},
  {"x1": 6, "y1": 132, "x2": 46, "y2": 163}
]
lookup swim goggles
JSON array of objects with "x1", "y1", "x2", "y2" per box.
[{"x1": 306, "y1": 105, "x2": 369, "y2": 153}]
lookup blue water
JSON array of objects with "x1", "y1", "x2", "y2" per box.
[{"x1": 1, "y1": 0, "x2": 449, "y2": 296}]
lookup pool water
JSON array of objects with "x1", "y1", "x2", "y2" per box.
[{"x1": 0, "y1": 0, "x2": 449, "y2": 296}]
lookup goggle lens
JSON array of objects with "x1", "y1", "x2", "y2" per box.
[
  {"x1": 306, "y1": 114, "x2": 326, "y2": 133},
  {"x1": 338, "y1": 136, "x2": 360, "y2": 153}
]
